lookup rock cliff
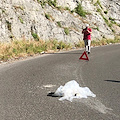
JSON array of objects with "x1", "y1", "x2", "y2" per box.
[{"x1": 0, "y1": 0, "x2": 120, "y2": 43}]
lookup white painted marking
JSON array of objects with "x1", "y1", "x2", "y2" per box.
[{"x1": 43, "y1": 84, "x2": 56, "y2": 88}]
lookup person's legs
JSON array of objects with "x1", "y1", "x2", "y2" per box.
[
  {"x1": 84, "y1": 40, "x2": 88, "y2": 52},
  {"x1": 88, "y1": 40, "x2": 91, "y2": 54}
]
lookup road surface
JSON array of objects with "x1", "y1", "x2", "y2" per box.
[{"x1": 0, "y1": 44, "x2": 120, "y2": 120}]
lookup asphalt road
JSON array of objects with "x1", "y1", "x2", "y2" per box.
[{"x1": 0, "y1": 44, "x2": 120, "y2": 120}]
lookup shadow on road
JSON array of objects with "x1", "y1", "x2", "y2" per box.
[
  {"x1": 47, "y1": 92, "x2": 60, "y2": 97},
  {"x1": 104, "y1": 80, "x2": 120, "y2": 83}
]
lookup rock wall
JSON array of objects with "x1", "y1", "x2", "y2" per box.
[{"x1": 0, "y1": 0, "x2": 119, "y2": 43}]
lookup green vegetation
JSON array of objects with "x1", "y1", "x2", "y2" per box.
[
  {"x1": 37, "y1": 0, "x2": 57, "y2": 8},
  {"x1": 56, "y1": 6, "x2": 62, "y2": 11},
  {"x1": 0, "y1": 38, "x2": 120, "y2": 62},
  {"x1": 71, "y1": 10, "x2": 75, "y2": 13},
  {"x1": 47, "y1": 0, "x2": 57, "y2": 7},
  {"x1": 93, "y1": 27, "x2": 99, "y2": 31},
  {"x1": 75, "y1": 3, "x2": 87, "y2": 17},
  {"x1": 65, "y1": 7, "x2": 71, "y2": 11},
  {"x1": 19, "y1": 17, "x2": 24, "y2": 24},
  {"x1": 94, "y1": 0, "x2": 117, "y2": 32},
  {"x1": 31, "y1": 33, "x2": 39, "y2": 41},
  {"x1": 37, "y1": 0, "x2": 88, "y2": 18},
  {"x1": 57, "y1": 21, "x2": 62, "y2": 27},
  {"x1": 101, "y1": 15, "x2": 116, "y2": 33},
  {"x1": 64, "y1": 27, "x2": 70, "y2": 35},
  {"x1": 104, "y1": 11, "x2": 108, "y2": 14},
  {"x1": 57, "y1": 41, "x2": 71, "y2": 50},
  {"x1": 13, "y1": 5, "x2": 24, "y2": 11},
  {"x1": 75, "y1": 41, "x2": 84, "y2": 48},
  {"x1": 0, "y1": 0, "x2": 120, "y2": 62},
  {"x1": 91, "y1": 38, "x2": 120, "y2": 46},
  {"x1": 103, "y1": 16, "x2": 109, "y2": 25},
  {"x1": 6, "y1": 20, "x2": 12, "y2": 32},
  {"x1": 108, "y1": 23, "x2": 112, "y2": 28},
  {"x1": 96, "y1": 8, "x2": 101, "y2": 12},
  {"x1": 1, "y1": 8, "x2": 6, "y2": 13},
  {"x1": 37, "y1": 0, "x2": 46, "y2": 8},
  {"x1": 109, "y1": 17, "x2": 116, "y2": 24},
  {"x1": 0, "y1": 39, "x2": 71, "y2": 61},
  {"x1": 45, "y1": 13, "x2": 54, "y2": 21},
  {"x1": 94, "y1": 0, "x2": 103, "y2": 9},
  {"x1": 109, "y1": 17, "x2": 115, "y2": 21},
  {"x1": 45, "y1": 13, "x2": 50, "y2": 20}
]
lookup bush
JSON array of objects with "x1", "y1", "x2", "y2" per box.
[
  {"x1": 65, "y1": 7, "x2": 70, "y2": 11},
  {"x1": 93, "y1": 27, "x2": 99, "y2": 31},
  {"x1": 37, "y1": 0, "x2": 46, "y2": 8},
  {"x1": 58, "y1": 41, "x2": 66, "y2": 49},
  {"x1": 56, "y1": 6, "x2": 62, "y2": 10},
  {"x1": 31, "y1": 33, "x2": 39, "y2": 41},
  {"x1": 64, "y1": 28, "x2": 69, "y2": 35},
  {"x1": 96, "y1": 8, "x2": 101, "y2": 12},
  {"x1": 0, "y1": 39, "x2": 72, "y2": 61},
  {"x1": 19, "y1": 17, "x2": 24, "y2": 24},
  {"x1": 57, "y1": 21, "x2": 62, "y2": 27},
  {"x1": 47, "y1": 0, "x2": 57, "y2": 7},
  {"x1": 45, "y1": 39, "x2": 58, "y2": 50},
  {"x1": 91, "y1": 40, "x2": 101, "y2": 46},
  {"x1": 6, "y1": 20, "x2": 12, "y2": 32},
  {"x1": 94, "y1": 0, "x2": 103, "y2": 9},
  {"x1": 0, "y1": 37, "x2": 120, "y2": 62},
  {"x1": 45, "y1": 13, "x2": 50, "y2": 20},
  {"x1": 75, "y1": 3, "x2": 87, "y2": 17},
  {"x1": 104, "y1": 11, "x2": 108, "y2": 14},
  {"x1": 102, "y1": 16, "x2": 109, "y2": 25},
  {"x1": 75, "y1": 41, "x2": 84, "y2": 48}
]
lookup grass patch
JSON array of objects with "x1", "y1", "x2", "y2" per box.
[
  {"x1": 0, "y1": 39, "x2": 71, "y2": 62},
  {"x1": 75, "y1": 41, "x2": 84, "y2": 48},
  {"x1": 96, "y1": 8, "x2": 101, "y2": 12},
  {"x1": 37, "y1": 0, "x2": 46, "y2": 8},
  {"x1": 103, "y1": 16, "x2": 109, "y2": 24},
  {"x1": 94, "y1": 0, "x2": 103, "y2": 9},
  {"x1": 37, "y1": 0, "x2": 57, "y2": 8},
  {"x1": 93, "y1": 27, "x2": 100, "y2": 31},
  {"x1": 19, "y1": 17, "x2": 24, "y2": 24},
  {"x1": 45, "y1": 13, "x2": 50, "y2": 20},
  {"x1": 104, "y1": 11, "x2": 108, "y2": 14},
  {"x1": 13, "y1": 5, "x2": 24, "y2": 11},
  {"x1": 64, "y1": 27, "x2": 70, "y2": 35},
  {"x1": 64, "y1": 7, "x2": 71, "y2": 11},
  {"x1": 57, "y1": 41, "x2": 71, "y2": 50},
  {"x1": 6, "y1": 20, "x2": 12, "y2": 32},
  {"x1": 75, "y1": 3, "x2": 87, "y2": 17},
  {"x1": 0, "y1": 38, "x2": 120, "y2": 62},
  {"x1": 47, "y1": 0, "x2": 57, "y2": 7},
  {"x1": 57, "y1": 21, "x2": 62, "y2": 27},
  {"x1": 31, "y1": 33, "x2": 40, "y2": 41},
  {"x1": 91, "y1": 39, "x2": 120, "y2": 46}
]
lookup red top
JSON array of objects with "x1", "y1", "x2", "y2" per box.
[{"x1": 82, "y1": 28, "x2": 92, "y2": 40}]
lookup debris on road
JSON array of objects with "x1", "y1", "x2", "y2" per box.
[{"x1": 54, "y1": 80, "x2": 96, "y2": 102}]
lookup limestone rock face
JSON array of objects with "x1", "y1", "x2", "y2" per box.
[
  {"x1": 0, "y1": 0, "x2": 119, "y2": 43},
  {"x1": 57, "y1": 0, "x2": 78, "y2": 10}
]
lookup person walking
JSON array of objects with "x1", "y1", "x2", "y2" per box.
[{"x1": 82, "y1": 24, "x2": 92, "y2": 54}]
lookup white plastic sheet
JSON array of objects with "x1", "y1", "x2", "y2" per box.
[{"x1": 54, "y1": 80, "x2": 96, "y2": 102}]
